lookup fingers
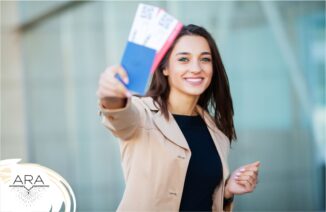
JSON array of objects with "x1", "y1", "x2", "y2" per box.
[
  {"x1": 235, "y1": 174, "x2": 255, "y2": 185},
  {"x1": 236, "y1": 180, "x2": 256, "y2": 191},
  {"x1": 97, "y1": 65, "x2": 131, "y2": 99},
  {"x1": 240, "y1": 167, "x2": 259, "y2": 176},
  {"x1": 97, "y1": 79, "x2": 130, "y2": 98},
  {"x1": 243, "y1": 161, "x2": 260, "y2": 169},
  {"x1": 233, "y1": 161, "x2": 261, "y2": 193},
  {"x1": 237, "y1": 171, "x2": 256, "y2": 180},
  {"x1": 238, "y1": 161, "x2": 260, "y2": 175},
  {"x1": 108, "y1": 65, "x2": 129, "y2": 84},
  {"x1": 235, "y1": 174, "x2": 257, "y2": 193},
  {"x1": 237, "y1": 168, "x2": 259, "y2": 182}
]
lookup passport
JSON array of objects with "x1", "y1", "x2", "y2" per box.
[
  {"x1": 120, "y1": 42, "x2": 156, "y2": 95},
  {"x1": 119, "y1": 3, "x2": 183, "y2": 95}
]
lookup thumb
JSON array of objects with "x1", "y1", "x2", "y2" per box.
[
  {"x1": 244, "y1": 161, "x2": 260, "y2": 169},
  {"x1": 252, "y1": 161, "x2": 261, "y2": 167}
]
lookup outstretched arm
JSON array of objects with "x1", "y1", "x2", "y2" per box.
[{"x1": 97, "y1": 65, "x2": 140, "y2": 140}]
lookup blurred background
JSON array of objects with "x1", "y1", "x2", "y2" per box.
[{"x1": 1, "y1": 0, "x2": 325, "y2": 211}]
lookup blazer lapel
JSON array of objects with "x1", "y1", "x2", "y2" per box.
[
  {"x1": 142, "y1": 97, "x2": 190, "y2": 150},
  {"x1": 153, "y1": 112, "x2": 190, "y2": 150},
  {"x1": 142, "y1": 96, "x2": 229, "y2": 173}
]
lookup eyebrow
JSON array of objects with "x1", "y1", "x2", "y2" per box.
[{"x1": 176, "y1": 51, "x2": 211, "y2": 56}]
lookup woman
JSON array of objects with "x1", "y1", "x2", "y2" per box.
[{"x1": 97, "y1": 24, "x2": 260, "y2": 211}]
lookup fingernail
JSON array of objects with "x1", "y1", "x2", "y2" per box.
[
  {"x1": 240, "y1": 168, "x2": 245, "y2": 172},
  {"x1": 236, "y1": 172, "x2": 241, "y2": 176},
  {"x1": 234, "y1": 176, "x2": 239, "y2": 179}
]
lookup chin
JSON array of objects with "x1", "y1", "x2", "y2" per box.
[{"x1": 183, "y1": 88, "x2": 207, "y2": 96}]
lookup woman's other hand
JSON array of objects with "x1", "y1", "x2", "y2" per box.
[{"x1": 224, "y1": 161, "x2": 260, "y2": 199}]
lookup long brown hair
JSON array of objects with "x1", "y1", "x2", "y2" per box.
[{"x1": 146, "y1": 24, "x2": 237, "y2": 143}]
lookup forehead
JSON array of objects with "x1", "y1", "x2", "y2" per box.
[{"x1": 171, "y1": 35, "x2": 211, "y2": 54}]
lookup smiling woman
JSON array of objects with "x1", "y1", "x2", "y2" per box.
[
  {"x1": 147, "y1": 25, "x2": 236, "y2": 141},
  {"x1": 163, "y1": 36, "x2": 214, "y2": 109},
  {"x1": 97, "y1": 24, "x2": 260, "y2": 211}
]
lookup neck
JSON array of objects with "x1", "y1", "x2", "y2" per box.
[{"x1": 168, "y1": 92, "x2": 199, "y2": 116}]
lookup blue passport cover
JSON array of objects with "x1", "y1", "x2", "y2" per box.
[{"x1": 120, "y1": 42, "x2": 156, "y2": 95}]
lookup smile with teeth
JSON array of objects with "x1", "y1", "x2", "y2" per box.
[{"x1": 184, "y1": 77, "x2": 204, "y2": 85}]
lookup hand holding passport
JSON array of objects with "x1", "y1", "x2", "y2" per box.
[{"x1": 119, "y1": 3, "x2": 183, "y2": 95}]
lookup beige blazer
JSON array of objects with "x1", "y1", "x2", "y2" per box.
[{"x1": 100, "y1": 96, "x2": 233, "y2": 211}]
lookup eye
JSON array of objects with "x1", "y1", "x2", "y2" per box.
[
  {"x1": 178, "y1": 57, "x2": 189, "y2": 62},
  {"x1": 201, "y1": 57, "x2": 211, "y2": 62}
]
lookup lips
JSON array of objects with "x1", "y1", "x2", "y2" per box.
[{"x1": 184, "y1": 77, "x2": 204, "y2": 86}]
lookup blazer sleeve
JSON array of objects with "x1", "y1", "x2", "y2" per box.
[
  {"x1": 223, "y1": 180, "x2": 234, "y2": 211},
  {"x1": 98, "y1": 97, "x2": 141, "y2": 140},
  {"x1": 222, "y1": 136, "x2": 234, "y2": 211},
  {"x1": 224, "y1": 201, "x2": 234, "y2": 211}
]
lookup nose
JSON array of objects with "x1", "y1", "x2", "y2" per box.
[{"x1": 189, "y1": 61, "x2": 202, "y2": 74}]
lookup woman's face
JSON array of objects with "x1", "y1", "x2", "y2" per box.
[{"x1": 164, "y1": 35, "x2": 213, "y2": 99}]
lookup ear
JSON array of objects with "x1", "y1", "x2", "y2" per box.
[{"x1": 163, "y1": 69, "x2": 169, "y2": 76}]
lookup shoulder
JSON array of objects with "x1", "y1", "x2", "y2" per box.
[
  {"x1": 131, "y1": 96, "x2": 160, "y2": 112},
  {"x1": 138, "y1": 96, "x2": 159, "y2": 110},
  {"x1": 130, "y1": 96, "x2": 160, "y2": 124}
]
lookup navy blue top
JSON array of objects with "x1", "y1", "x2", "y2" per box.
[{"x1": 173, "y1": 114, "x2": 223, "y2": 211}]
